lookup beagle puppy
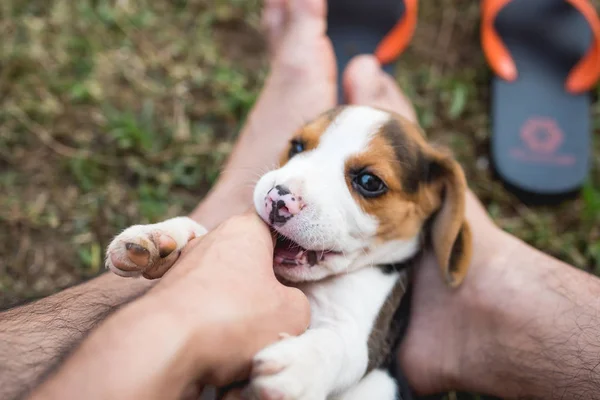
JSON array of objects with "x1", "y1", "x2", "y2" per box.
[{"x1": 105, "y1": 105, "x2": 472, "y2": 400}]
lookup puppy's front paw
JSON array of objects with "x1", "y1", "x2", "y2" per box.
[
  {"x1": 246, "y1": 335, "x2": 329, "y2": 400},
  {"x1": 105, "y1": 216, "x2": 207, "y2": 279}
]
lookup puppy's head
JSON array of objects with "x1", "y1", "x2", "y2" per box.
[{"x1": 253, "y1": 105, "x2": 472, "y2": 285}]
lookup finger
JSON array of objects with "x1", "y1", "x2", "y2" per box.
[
  {"x1": 218, "y1": 214, "x2": 274, "y2": 255},
  {"x1": 236, "y1": 213, "x2": 272, "y2": 237},
  {"x1": 282, "y1": 286, "x2": 311, "y2": 334},
  {"x1": 241, "y1": 208, "x2": 259, "y2": 218}
]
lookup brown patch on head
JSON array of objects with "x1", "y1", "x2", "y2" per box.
[
  {"x1": 345, "y1": 133, "x2": 424, "y2": 241},
  {"x1": 344, "y1": 111, "x2": 472, "y2": 287},
  {"x1": 344, "y1": 116, "x2": 432, "y2": 242},
  {"x1": 278, "y1": 107, "x2": 346, "y2": 167}
]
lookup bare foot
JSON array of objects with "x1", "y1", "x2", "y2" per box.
[
  {"x1": 343, "y1": 55, "x2": 417, "y2": 124},
  {"x1": 342, "y1": 54, "x2": 512, "y2": 394},
  {"x1": 192, "y1": 0, "x2": 337, "y2": 229}
]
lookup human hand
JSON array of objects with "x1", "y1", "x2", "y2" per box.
[
  {"x1": 149, "y1": 211, "x2": 311, "y2": 387},
  {"x1": 28, "y1": 212, "x2": 310, "y2": 400}
]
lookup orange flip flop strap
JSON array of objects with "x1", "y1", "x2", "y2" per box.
[
  {"x1": 481, "y1": 0, "x2": 600, "y2": 94},
  {"x1": 481, "y1": 0, "x2": 517, "y2": 82},
  {"x1": 375, "y1": 0, "x2": 418, "y2": 65},
  {"x1": 565, "y1": 0, "x2": 600, "y2": 93}
]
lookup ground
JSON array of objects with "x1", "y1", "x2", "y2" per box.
[
  {"x1": 2, "y1": 0, "x2": 600, "y2": 306},
  {"x1": 0, "y1": 1, "x2": 599, "y2": 396}
]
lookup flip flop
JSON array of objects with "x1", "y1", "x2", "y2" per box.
[
  {"x1": 482, "y1": 0, "x2": 600, "y2": 201},
  {"x1": 326, "y1": 0, "x2": 418, "y2": 102}
]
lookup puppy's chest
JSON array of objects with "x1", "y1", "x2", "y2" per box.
[{"x1": 299, "y1": 267, "x2": 409, "y2": 366}]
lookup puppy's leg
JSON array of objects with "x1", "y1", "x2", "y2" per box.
[
  {"x1": 105, "y1": 216, "x2": 207, "y2": 279},
  {"x1": 247, "y1": 327, "x2": 363, "y2": 400},
  {"x1": 246, "y1": 268, "x2": 402, "y2": 400},
  {"x1": 334, "y1": 369, "x2": 398, "y2": 400}
]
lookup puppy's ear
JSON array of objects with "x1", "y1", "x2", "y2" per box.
[{"x1": 424, "y1": 149, "x2": 472, "y2": 288}]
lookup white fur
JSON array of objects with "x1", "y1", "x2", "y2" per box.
[
  {"x1": 106, "y1": 105, "x2": 420, "y2": 400},
  {"x1": 105, "y1": 216, "x2": 207, "y2": 277},
  {"x1": 335, "y1": 369, "x2": 398, "y2": 400},
  {"x1": 248, "y1": 267, "x2": 405, "y2": 400},
  {"x1": 253, "y1": 105, "x2": 419, "y2": 283}
]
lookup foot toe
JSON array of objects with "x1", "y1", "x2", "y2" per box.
[
  {"x1": 343, "y1": 55, "x2": 417, "y2": 123},
  {"x1": 262, "y1": 0, "x2": 286, "y2": 51}
]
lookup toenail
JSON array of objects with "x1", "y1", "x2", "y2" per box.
[{"x1": 126, "y1": 242, "x2": 148, "y2": 254}]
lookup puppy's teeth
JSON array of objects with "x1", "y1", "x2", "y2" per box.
[{"x1": 307, "y1": 251, "x2": 317, "y2": 266}]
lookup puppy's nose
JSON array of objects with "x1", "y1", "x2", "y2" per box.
[{"x1": 265, "y1": 184, "x2": 305, "y2": 225}]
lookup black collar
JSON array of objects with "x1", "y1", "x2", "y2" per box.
[{"x1": 378, "y1": 247, "x2": 424, "y2": 274}]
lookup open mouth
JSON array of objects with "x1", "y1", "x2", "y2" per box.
[{"x1": 273, "y1": 232, "x2": 339, "y2": 268}]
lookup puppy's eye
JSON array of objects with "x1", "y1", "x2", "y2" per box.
[
  {"x1": 352, "y1": 172, "x2": 387, "y2": 198},
  {"x1": 288, "y1": 139, "x2": 305, "y2": 159}
]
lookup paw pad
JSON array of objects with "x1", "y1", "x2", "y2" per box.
[{"x1": 105, "y1": 217, "x2": 207, "y2": 278}]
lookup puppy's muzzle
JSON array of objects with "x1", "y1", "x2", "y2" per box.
[{"x1": 265, "y1": 184, "x2": 305, "y2": 226}]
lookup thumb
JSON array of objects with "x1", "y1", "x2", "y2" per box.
[
  {"x1": 281, "y1": 286, "x2": 311, "y2": 336},
  {"x1": 236, "y1": 209, "x2": 277, "y2": 248}
]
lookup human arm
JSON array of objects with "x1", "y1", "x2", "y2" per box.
[
  {"x1": 0, "y1": 179, "x2": 251, "y2": 400},
  {"x1": 0, "y1": 56, "x2": 303, "y2": 396},
  {"x1": 0, "y1": 273, "x2": 154, "y2": 400},
  {"x1": 399, "y1": 192, "x2": 600, "y2": 399},
  {"x1": 26, "y1": 212, "x2": 310, "y2": 400}
]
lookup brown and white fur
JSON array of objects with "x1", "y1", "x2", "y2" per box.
[{"x1": 105, "y1": 105, "x2": 472, "y2": 400}]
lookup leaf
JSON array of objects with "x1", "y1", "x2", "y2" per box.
[
  {"x1": 582, "y1": 181, "x2": 600, "y2": 223},
  {"x1": 448, "y1": 83, "x2": 468, "y2": 120}
]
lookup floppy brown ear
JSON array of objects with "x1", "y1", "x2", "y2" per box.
[{"x1": 425, "y1": 150, "x2": 473, "y2": 288}]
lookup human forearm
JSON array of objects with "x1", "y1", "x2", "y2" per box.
[
  {"x1": 0, "y1": 273, "x2": 154, "y2": 400},
  {"x1": 452, "y1": 231, "x2": 600, "y2": 399},
  {"x1": 28, "y1": 217, "x2": 310, "y2": 400},
  {"x1": 26, "y1": 292, "x2": 205, "y2": 400},
  {"x1": 0, "y1": 183, "x2": 247, "y2": 400}
]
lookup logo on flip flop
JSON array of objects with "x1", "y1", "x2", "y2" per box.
[
  {"x1": 510, "y1": 117, "x2": 575, "y2": 166},
  {"x1": 521, "y1": 118, "x2": 563, "y2": 154}
]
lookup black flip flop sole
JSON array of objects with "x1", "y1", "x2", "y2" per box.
[
  {"x1": 326, "y1": 0, "x2": 407, "y2": 102},
  {"x1": 490, "y1": 0, "x2": 594, "y2": 200}
]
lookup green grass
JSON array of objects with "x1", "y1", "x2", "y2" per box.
[
  {"x1": 0, "y1": 1, "x2": 599, "y2": 399},
  {"x1": 0, "y1": 0, "x2": 264, "y2": 303},
  {"x1": 1, "y1": 0, "x2": 599, "y2": 311}
]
